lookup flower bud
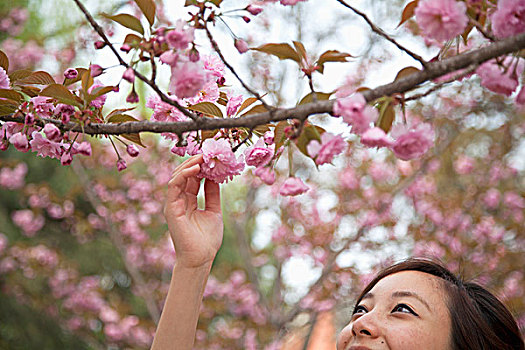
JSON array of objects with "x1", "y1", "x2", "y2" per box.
[
  {"x1": 64, "y1": 68, "x2": 78, "y2": 80},
  {"x1": 120, "y1": 44, "x2": 132, "y2": 53},
  {"x1": 90, "y1": 64, "x2": 104, "y2": 77},
  {"x1": 126, "y1": 144, "x2": 139, "y2": 157},
  {"x1": 122, "y1": 68, "x2": 135, "y2": 83},
  {"x1": 117, "y1": 159, "x2": 127, "y2": 172},
  {"x1": 189, "y1": 49, "x2": 200, "y2": 62},
  {"x1": 94, "y1": 41, "x2": 106, "y2": 49},
  {"x1": 234, "y1": 39, "x2": 249, "y2": 54},
  {"x1": 242, "y1": 16, "x2": 251, "y2": 23},
  {"x1": 246, "y1": 5, "x2": 263, "y2": 15},
  {"x1": 126, "y1": 89, "x2": 139, "y2": 103},
  {"x1": 61, "y1": 152, "x2": 72, "y2": 166}
]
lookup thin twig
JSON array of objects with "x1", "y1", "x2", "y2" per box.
[
  {"x1": 335, "y1": 0, "x2": 428, "y2": 67},
  {"x1": 71, "y1": 0, "x2": 199, "y2": 122},
  {"x1": 203, "y1": 24, "x2": 272, "y2": 111}
]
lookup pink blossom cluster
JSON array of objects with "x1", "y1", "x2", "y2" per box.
[
  {"x1": 199, "y1": 138, "x2": 245, "y2": 183},
  {"x1": 333, "y1": 93, "x2": 378, "y2": 134},
  {"x1": 414, "y1": 0, "x2": 468, "y2": 42},
  {"x1": 11, "y1": 209, "x2": 45, "y2": 237}
]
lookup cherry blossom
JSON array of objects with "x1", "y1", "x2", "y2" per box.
[
  {"x1": 415, "y1": 0, "x2": 468, "y2": 42},
  {"x1": 199, "y1": 138, "x2": 245, "y2": 183}
]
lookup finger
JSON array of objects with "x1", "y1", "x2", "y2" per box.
[
  {"x1": 185, "y1": 175, "x2": 201, "y2": 212},
  {"x1": 167, "y1": 164, "x2": 200, "y2": 204},
  {"x1": 204, "y1": 178, "x2": 221, "y2": 213},
  {"x1": 170, "y1": 154, "x2": 204, "y2": 182}
]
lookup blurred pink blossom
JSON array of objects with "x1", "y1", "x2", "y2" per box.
[
  {"x1": 476, "y1": 57, "x2": 524, "y2": 96},
  {"x1": 333, "y1": 93, "x2": 378, "y2": 134},
  {"x1": 491, "y1": 0, "x2": 525, "y2": 38},
  {"x1": 169, "y1": 62, "x2": 209, "y2": 99},
  {"x1": 12, "y1": 210, "x2": 45, "y2": 236},
  {"x1": 166, "y1": 20, "x2": 195, "y2": 50},
  {"x1": 307, "y1": 132, "x2": 346, "y2": 165},
  {"x1": 361, "y1": 127, "x2": 394, "y2": 148},
  {"x1": 415, "y1": 0, "x2": 468, "y2": 42},
  {"x1": 279, "y1": 177, "x2": 309, "y2": 196},
  {"x1": 254, "y1": 166, "x2": 276, "y2": 185},
  {"x1": 0, "y1": 163, "x2": 27, "y2": 190},
  {"x1": 390, "y1": 123, "x2": 435, "y2": 160}
]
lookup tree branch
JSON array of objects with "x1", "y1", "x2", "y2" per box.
[{"x1": 3, "y1": 32, "x2": 525, "y2": 135}]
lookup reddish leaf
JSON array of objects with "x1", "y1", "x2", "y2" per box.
[
  {"x1": 101, "y1": 13, "x2": 144, "y2": 35},
  {"x1": 201, "y1": 129, "x2": 219, "y2": 141},
  {"x1": 252, "y1": 43, "x2": 301, "y2": 62},
  {"x1": 298, "y1": 91, "x2": 332, "y2": 105},
  {"x1": 293, "y1": 41, "x2": 308, "y2": 62},
  {"x1": 8, "y1": 70, "x2": 32, "y2": 82},
  {"x1": 316, "y1": 50, "x2": 352, "y2": 73},
  {"x1": 208, "y1": 0, "x2": 223, "y2": 7},
  {"x1": 274, "y1": 121, "x2": 289, "y2": 151},
  {"x1": 15, "y1": 71, "x2": 56, "y2": 85},
  {"x1": 40, "y1": 84, "x2": 82, "y2": 107},
  {"x1": 236, "y1": 97, "x2": 258, "y2": 115},
  {"x1": 398, "y1": 0, "x2": 419, "y2": 27},
  {"x1": 240, "y1": 104, "x2": 269, "y2": 117},
  {"x1": 377, "y1": 102, "x2": 396, "y2": 133},
  {"x1": 19, "y1": 86, "x2": 41, "y2": 97},
  {"x1": 134, "y1": 0, "x2": 156, "y2": 26},
  {"x1": 106, "y1": 107, "x2": 137, "y2": 121},
  {"x1": 188, "y1": 102, "x2": 223, "y2": 118},
  {"x1": 0, "y1": 50, "x2": 8, "y2": 72},
  {"x1": 295, "y1": 125, "x2": 324, "y2": 157},
  {"x1": 124, "y1": 34, "x2": 142, "y2": 46},
  {"x1": 394, "y1": 66, "x2": 420, "y2": 82},
  {"x1": 0, "y1": 89, "x2": 23, "y2": 102},
  {"x1": 0, "y1": 99, "x2": 19, "y2": 116}
]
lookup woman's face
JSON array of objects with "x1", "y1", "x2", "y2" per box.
[{"x1": 337, "y1": 270, "x2": 452, "y2": 350}]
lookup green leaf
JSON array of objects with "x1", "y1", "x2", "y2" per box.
[
  {"x1": 295, "y1": 124, "x2": 323, "y2": 157},
  {"x1": 40, "y1": 84, "x2": 82, "y2": 108},
  {"x1": 0, "y1": 89, "x2": 23, "y2": 102},
  {"x1": 8, "y1": 70, "x2": 32, "y2": 82},
  {"x1": 0, "y1": 50, "x2": 8, "y2": 72},
  {"x1": 240, "y1": 104, "x2": 269, "y2": 117},
  {"x1": 82, "y1": 68, "x2": 94, "y2": 94},
  {"x1": 297, "y1": 91, "x2": 332, "y2": 105},
  {"x1": 15, "y1": 71, "x2": 56, "y2": 85},
  {"x1": 274, "y1": 120, "x2": 289, "y2": 151},
  {"x1": 397, "y1": 0, "x2": 418, "y2": 27},
  {"x1": 236, "y1": 97, "x2": 258, "y2": 115},
  {"x1": 188, "y1": 102, "x2": 223, "y2": 118},
  {"x1": 134, "y1": 0, "x2": 156, "y2": 26},
  {"x1": 377, "y1": 101, "x2": 396, "y2": 133},
  {"x1": 316, "y1": 50, "x2": 352, "y2": 74},
  {"x1": 101, "y1": 13, "x2": 144, "y2": 35},
  {"x1": 252, "y1": 43, "x2": 300, "y2": 62},
  {"x1": 124, "y1": 33, "x2": 142, "y2": 46}
]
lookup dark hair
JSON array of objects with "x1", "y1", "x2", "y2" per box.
[{"x1": 354, "y1": 258, "x2": 524, "y2": 350}]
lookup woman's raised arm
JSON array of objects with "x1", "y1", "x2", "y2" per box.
[{"x1": 151, "y1": 155, "x2": 223, "y2": 350}]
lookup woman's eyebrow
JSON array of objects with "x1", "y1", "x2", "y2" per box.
[{"x1": 391, "y1": 291, "x2": 431, "y2": 311}]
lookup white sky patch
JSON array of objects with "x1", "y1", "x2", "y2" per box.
[{"x1": 282, "y1": 255, "x2": 322, "y2": 304}]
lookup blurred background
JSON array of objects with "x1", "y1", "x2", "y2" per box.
[{"x1": 0, "y1": 0, "x2": 524, "y2": 348}]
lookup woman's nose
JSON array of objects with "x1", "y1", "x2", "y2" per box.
[{"x1": 351, "y1": 312, "x2": 379, "y2": 338}]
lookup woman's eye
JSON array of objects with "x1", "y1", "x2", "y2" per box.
[
  {"x1": 353, "y1": 305, "x2": 368, "y2": 315},
  {"x1": 392, "y1": 303, "x2": 418, "y2": 316}
]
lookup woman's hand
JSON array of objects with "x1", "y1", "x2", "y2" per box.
[{"x1": 164, "y1": 154, "x2": 223, "y2": 269}]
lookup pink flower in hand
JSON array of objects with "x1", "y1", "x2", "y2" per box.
[
  {"x1": 390, "y1": 123, "x2": 435, "y2": 160},
  {"x1": 415, "y1": 0, "x2": 468, "y2": 42},
  {"x1": 199, "y1": 138, "x2": 245, "y2": 183},
  {"x1": 333, "y1": 93, "x2": 378, "y2": 134},
  {"x1": 307, "y1": 132, "x2": 346, "y2": 165},
  {"x1": 244, "y1": 138, "x2": 274, "y2": 167},
  {"x1": 477, "y1": 57, "x2": 524, "y2": 96},
  {"x1": 279, "y1": 177, "x2": 309, "y2": 196},
  {"x1": 491, "y1": 0, "x2": 525, "y2": 39},
  {"x1": 361, "y1": 127, "x2": 394, "y2": 148},
  {"x1": 0, "y1": 67, "x2": 10, "y2": 89},
  {"x1": 169, "y1": 62, "x2": 209, "y2": 99}
]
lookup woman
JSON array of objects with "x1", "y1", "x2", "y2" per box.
[{"x1": 151, "y1": 155, "x2": 524, "y2": 350}]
